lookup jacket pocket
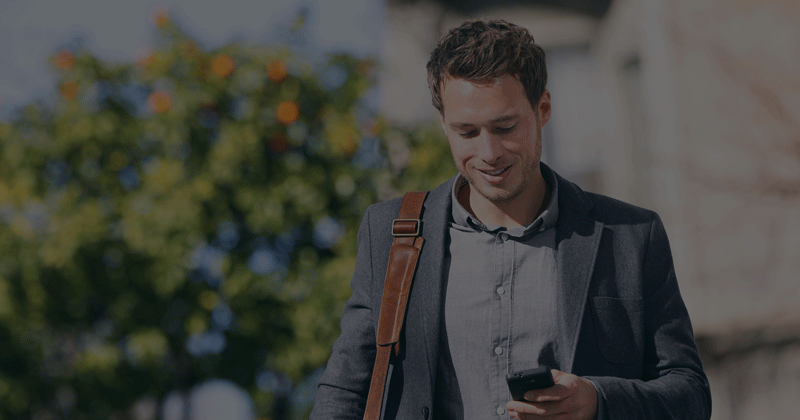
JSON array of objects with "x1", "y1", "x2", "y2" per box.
[{"x1": 591, "y1": 296, "x2": 643, "y2": 365}]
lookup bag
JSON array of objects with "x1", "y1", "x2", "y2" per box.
[{"x1": 363, "y1": 191, "x2": 428, "y2": 420}]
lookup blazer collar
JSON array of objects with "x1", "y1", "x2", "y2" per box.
[{"x1": 551, "y1": 167, "x2": 604, "y2": 372}]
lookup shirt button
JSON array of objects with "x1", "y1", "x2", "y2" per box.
[
  {"x1": 498, "y1": 233, "x2": 508, "y2": 241},
  {"x1": 496, "y1": 406, "x2": 506, "y2": 415},
  {"x1": 496, "y1": 286, "x2": 505, "y2": 295},
  {"x1": 494, "y1": 346, "x2": 503, "y2": 355}
]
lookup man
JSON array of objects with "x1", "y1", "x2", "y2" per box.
[{"x1": 311, "y1": 19, "x2": 711, "y2": 420}]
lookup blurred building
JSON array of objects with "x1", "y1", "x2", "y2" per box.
[{"x1": 377, "y1": 0, "x2": 800, "y2": 418}]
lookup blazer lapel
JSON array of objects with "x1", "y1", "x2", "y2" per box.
[
  {"x1": 552, "y1": 171, "x2": 604, "y2": 373},
  {"x1": 407, "y1": 178, "x2": 454, "y2": 392}
]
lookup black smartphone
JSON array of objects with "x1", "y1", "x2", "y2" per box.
[{"x1": 506, "y1": 366, "x2": 555, "y2": 401}]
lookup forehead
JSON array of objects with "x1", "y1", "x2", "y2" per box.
[{"x1": 440, "y1": 75, "x2": 532, "y2": 122}]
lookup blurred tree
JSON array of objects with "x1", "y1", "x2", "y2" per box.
[{"x1": 0, "y1": 11, "x2": 454, "y2": 420}]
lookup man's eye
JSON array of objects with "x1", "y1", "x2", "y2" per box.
[
  {"x1": 496, "y1": 124, "x2": 516, "y2": 133},
  {"x1": 459, "y1": 131, "x2": 478, "y2": 138}
]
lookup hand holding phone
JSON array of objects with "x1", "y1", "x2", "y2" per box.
[
  {"x1": 505, "y1": 369, "x2": 598, "y2": 420},
  {"x1": 506, "y1": 366, "x2": 555, "y2": 401}
]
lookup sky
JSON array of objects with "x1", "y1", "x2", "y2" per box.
[{"x1": 0, "y1": 0, "x2": 384, "y2": 120}]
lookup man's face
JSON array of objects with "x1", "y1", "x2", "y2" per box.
[{"x1": 439, "y1": 74, "x2": 551, "y2": 208}]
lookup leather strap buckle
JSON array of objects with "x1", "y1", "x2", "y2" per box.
[{"x1": 392, "y1": 218, "x2": 421, "y2": 237}]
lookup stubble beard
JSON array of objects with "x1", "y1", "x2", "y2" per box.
[
  {"x1": 462, "y1": 157, "x2": 539, "y2": 205},
  {"x1": 461, "y1": 133, "x2": 543, "y2": 206}
]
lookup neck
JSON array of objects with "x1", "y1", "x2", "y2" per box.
[{"x1": 459, "y1": 168, "x2": 550, "y2": 229}]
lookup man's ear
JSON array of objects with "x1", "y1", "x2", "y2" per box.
[
  {"x1": 538, "y1": 89, "x2": 552, "y2": 126},
  {"x1": 439, "y1": 112, "x2": 447, "y2": 134}
]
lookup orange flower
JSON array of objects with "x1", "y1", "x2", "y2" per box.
[
  {"x1": 148, "y1": 91, "x2": 172, "y2": 114},
  {"x1": 54, "y1": 50, "x2": 75, "y2": 70},
  {"x1": 276, "y1": 101, "x2": 300, "y2": 125},
  {"x1": 266, "y1": 60, "x2": 287, "y2": 83},
  {"x1": 59, "y1": 81, "x2": 78, "y2": 100},
  {"x1": 154, "y1": 8, "x2": 170, "y2": 27},
  {"x1": 211, "y1": 54, "x2": 235, "y2": 78}
]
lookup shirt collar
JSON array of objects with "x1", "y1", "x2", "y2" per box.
[{"x1": 450, "y1": 163, "x2": 559, "y2": 237}]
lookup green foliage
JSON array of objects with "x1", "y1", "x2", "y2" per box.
[{"x1": 0, "y1": 14, "x2": 454, "y2": 420}]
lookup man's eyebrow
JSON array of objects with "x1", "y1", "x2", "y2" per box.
[
  {"x1": 491, "y1": 114, "x2": 519, "y2": 123},
  {"x1": 448, "y1": 115, "x2": 519, "y2": 130},
  {"x1": 449, "y1": 122, "x2": 475, "y2": 130}
]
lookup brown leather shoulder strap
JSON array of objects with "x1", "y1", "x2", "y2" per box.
[{"x1": 363, "y1": 191, "x2": 428, "y2": 420}]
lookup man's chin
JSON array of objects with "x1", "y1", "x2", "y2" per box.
[{"x1": 472, "y1": 184, "x2": 520, "y2": 204}]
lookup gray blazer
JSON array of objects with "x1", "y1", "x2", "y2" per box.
[{"x1": 311, "y1": 168, "x2": 711, "y2": 419}]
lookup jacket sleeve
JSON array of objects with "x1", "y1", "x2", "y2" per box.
[
  {"x1": 310, "y1": 207, "x2": 377, "y2": 420},
  {"x1": 584, "y1": 214, "x2": 712, "y2": 419}
]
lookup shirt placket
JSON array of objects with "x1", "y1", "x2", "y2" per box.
[{"x1": 492, "y1": 231, "x2": 513, "y2": 417}]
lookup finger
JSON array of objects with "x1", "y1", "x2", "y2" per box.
[
  {"x1": 521, "y1": 369, "x2": 569, "y2": 402},
  {"x1": 523, "y1": 390, "x2": 566, "y2": 402},
  {"x1": 525, "y1": 369, "x2": 584, "y2": 401},
  {"x1": 507, "y1": 400, "x2": 546, "y2": 417},
  {"x1": 523, "y1": 384, "x2": 570, "y2": 402},
  {"x1": 507, "y1": 400, "x2": 568, "y2": 416}
]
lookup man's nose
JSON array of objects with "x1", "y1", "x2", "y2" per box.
[{"x1": 476, "y1": 131, "x2": 503, "y2": 164}]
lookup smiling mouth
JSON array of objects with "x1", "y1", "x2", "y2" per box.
[{"x1": 478, "y1": 166, "x2": 510, "y2": 176}]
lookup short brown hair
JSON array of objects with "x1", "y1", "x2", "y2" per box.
[{"x1": 426, "y1": 19, "x2": 547, "y2": 114}]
